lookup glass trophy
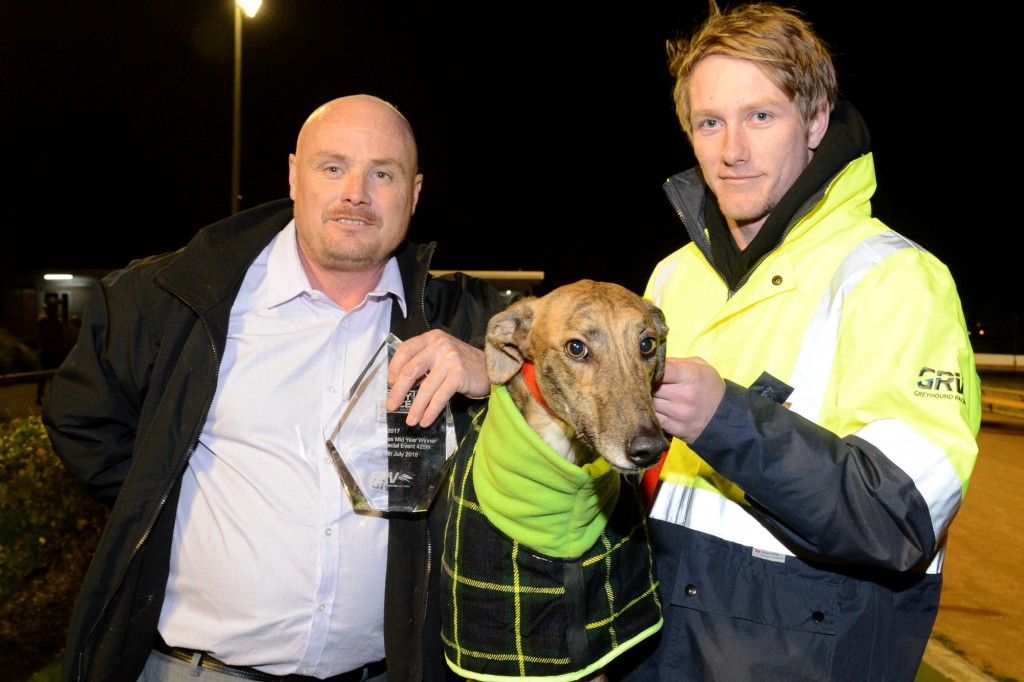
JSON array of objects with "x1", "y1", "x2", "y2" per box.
[{"x1": 325, "y1": 333, "x2": 455, "y2": 513}]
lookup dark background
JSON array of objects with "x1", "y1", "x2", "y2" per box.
[{"x1": 1, "y1": 2, "x2": 1016, "y2": 350}]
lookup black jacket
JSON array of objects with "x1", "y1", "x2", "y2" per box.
[{"x1": 42, "y1": 199, "x2": 509, "y2": 682}]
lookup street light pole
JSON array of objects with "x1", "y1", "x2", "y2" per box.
[{"x1": 231, "y1": 0, "x2": 262, "y2": 215}]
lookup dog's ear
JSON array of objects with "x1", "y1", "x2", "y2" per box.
[
  {"x1": 485, "y1": 298, "x2": 536, "y2": 385},
  {"x1": 645, "y1": 299, "x2": 670, "y2": 382}
]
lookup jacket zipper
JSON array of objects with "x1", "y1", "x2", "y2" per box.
[
  {"x1": 76, "y1": 292, "x2": 220, "y2": 681},
  {"x1": 415, "y1": 244, "x2": 434, "y2": 682}
]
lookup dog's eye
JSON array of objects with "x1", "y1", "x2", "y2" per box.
[
  {"x1": 565, "y1": 339, "x2": 588, "y2": 359},
  {"x1": 639, "y1": 336, "x2": 658, "y2": 358}
]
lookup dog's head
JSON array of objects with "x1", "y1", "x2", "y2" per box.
[{"x1": 485, "y1": 279, "x2": 669, "y2": 472}]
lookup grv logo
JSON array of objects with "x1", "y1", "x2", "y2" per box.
[
  {"x1": 370, "y1": 471, "x2": 414, "y2": 490},
  {"x1": 915, "y1": 367, "x2": 965, "y2": 403}
]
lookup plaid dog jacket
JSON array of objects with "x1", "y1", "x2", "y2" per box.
[{"x1": 440, "y1": 385, "x2": 663, "y2": 681}]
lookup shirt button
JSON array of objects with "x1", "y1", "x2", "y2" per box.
[
  {"x1": 812, "y1": 611, "x2": 825, "y2": 622},
  {"x1": 318, "y1": 603, "x2": 326, "y2": 612},
  {"x1": 325, "y1": 527, "x2": 332, "y2": 536},
  {"x1": 685, "y1": 584, "x2": 697, "y2": 596},
  {"x1": 329, "y1": 385, "x2": 337, "y2": 394}
]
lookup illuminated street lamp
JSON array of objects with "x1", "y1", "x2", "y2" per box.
[{"x1": 232, "y1": 0, "x2": 262, "y2": 214}]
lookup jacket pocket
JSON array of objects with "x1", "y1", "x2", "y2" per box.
[{"x1": 669, "y1": 529, "x2": 839, "y2": 635}]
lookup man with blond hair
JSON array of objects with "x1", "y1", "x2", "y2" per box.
[{"x1": 612, "y1": 4, "x2": 980, "y2": 680}]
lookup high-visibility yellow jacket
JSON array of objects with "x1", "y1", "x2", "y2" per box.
[{"x1": 631, "y1": 149, "x2": 980, "y2": 681}]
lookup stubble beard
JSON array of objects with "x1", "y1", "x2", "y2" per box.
[
  {"x1": 318, "y1": 237, "x2": 385, "y2": 271},
  {"x1": 718, "y1": 190, "x2": 779, "y2": 227},
  {"x1": 317, "y1": 224, "x2": 408, "y2": 273}
]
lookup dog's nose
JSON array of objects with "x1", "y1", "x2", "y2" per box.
[{"x1": 627, "y1": 432, "x2": 670, "y2": 469}]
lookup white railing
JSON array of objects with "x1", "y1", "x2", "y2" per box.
[
  {"x1": 980, "y1": 386, "x2": 1024, "y2": 418},
  {"x1": 975, "y1": 353, "x2": 1024, "y2": 371}
]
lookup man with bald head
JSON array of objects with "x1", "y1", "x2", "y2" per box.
[{"x1": 43, "y1": 95, "x2": 507, "y2": 682}]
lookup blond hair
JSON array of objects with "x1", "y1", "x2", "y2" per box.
[{"x1": 667, "y1": 1, "x2": 837, "y2": 140}]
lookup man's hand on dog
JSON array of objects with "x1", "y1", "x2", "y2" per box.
[
  {"x1": 652, "y1": 357, "x2": 726, "y2": 444},
  {"x1": 386, "y1": 329, "x2": 491, "y2": 427}
]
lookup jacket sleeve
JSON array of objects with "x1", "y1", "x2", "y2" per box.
[
  {"x1": 691, "y1": 254, "x2": 980, "y2": 571},
  {"x1": 42, "y1": 268, "x2": 154, "y2": 506},
  {"x1": 424, "y1": 272, "x2": 517, "y2": 349}
]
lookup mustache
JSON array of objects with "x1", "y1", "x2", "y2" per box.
[{"x1": 325, "y1": 209, "x2": 379, "y2": 224}]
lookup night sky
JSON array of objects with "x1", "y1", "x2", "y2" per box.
[{"x1": 2, "y1": 2, "x2": 1014, "y2": 348}]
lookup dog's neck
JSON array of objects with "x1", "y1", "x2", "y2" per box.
[
  {"x1": 509, "y1": 361, "x2": 596, "y2": 465},
  {"x1": 521, "y1": 360, "x2": 554, "y2": 415}
]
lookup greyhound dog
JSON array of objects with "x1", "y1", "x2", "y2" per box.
[
  {"x1": 484, "y1": 279, "x2": 670, "y2": 472},
  {"x1": 441, "y1": 279, "x2": 669, "y2": 682}
]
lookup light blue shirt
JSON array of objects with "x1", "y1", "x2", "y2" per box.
[{"x1": 159, "y1": 220, "x2": 406, "y2": 676}]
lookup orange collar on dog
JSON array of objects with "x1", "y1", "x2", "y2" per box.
[{"x1": 520, "y1": 360, "x2": 553, "y2": 413}]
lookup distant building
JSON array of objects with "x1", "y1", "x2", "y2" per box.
[
  {"x1": 0, "y1": 269, "x2": 109, "y2": 344},
  {"x1": 1, "y1": 269, "x2": 542, "y2": 346}
]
